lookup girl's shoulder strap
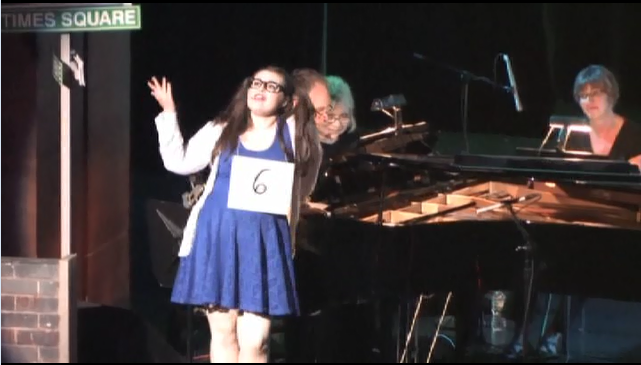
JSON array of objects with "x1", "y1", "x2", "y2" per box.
[{"x1": 284, "y1": 115, "x2": 296, "y2": 148}]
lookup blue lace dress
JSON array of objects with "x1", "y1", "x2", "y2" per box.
[{"x1": 171, "y1": 121, "x2": 299, "y2": 317}]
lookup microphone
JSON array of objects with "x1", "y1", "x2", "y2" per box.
[
  {"x1": 413, "y1": 52, "x2": 426, "y2": 60},
  {"x1": 502, "y1": 53, "x2": 523, "y2": 112},
  {"x1": 499, "y1": 193, "x2": 540, "y2": 205},
  {"x1": 476, "y1": 193, "x2": 540, "y2": 214}
]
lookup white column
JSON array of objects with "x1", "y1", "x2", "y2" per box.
[{"x1": 60, "y1": 33, "x2": 71, "y2": 258}]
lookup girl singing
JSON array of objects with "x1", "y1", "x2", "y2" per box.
[{"x1": 148, "y1": 66, "x2": 322, "y2": 363}]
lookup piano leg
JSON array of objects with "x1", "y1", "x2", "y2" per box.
[
  {"x1": 366, "y1": 295, "x2": 422, "y2": 363},
  {"x1": 372, "y1": 296, "x2": 397, "y2": 363},
  {"x1": 396, "y1": 299, "x2": 410, "y2": 362},
  {"x1": 453, "y1": 261, "x2": 485, "y2": 360}
]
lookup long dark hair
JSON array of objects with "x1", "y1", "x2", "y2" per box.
[{"x1": 211, "y1": 66, "x2": 318, "y2": 177}]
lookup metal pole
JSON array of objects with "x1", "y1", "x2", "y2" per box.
[
  {"x1": 60, "y1": 33, "x2": 71, "y2": 258},
  {"x1": 321, "y1": 3, "x2": 327, "y2": 74}
]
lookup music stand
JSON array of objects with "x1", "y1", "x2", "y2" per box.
[
  {"x1": 145, "y1": 199, "x2": 195, "y2": 362},
  {"x1": 145, "y1": 199, "x2": 189, "y2": 288}
]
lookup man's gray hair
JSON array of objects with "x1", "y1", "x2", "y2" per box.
[{"x1": 326, "y1": 75, "x2": 357, "y2": 132}]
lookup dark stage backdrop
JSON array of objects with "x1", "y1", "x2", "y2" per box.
[
  {"x1": 131, "y1": 3, "x2": 641, "y2": 175},
  {"x1": 125, "y1": 3, "x2": 641, "y2": 332}
]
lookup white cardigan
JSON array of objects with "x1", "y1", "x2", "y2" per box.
[{"x1": 154, "y1": 111, "x2": 321, "y2": 257}]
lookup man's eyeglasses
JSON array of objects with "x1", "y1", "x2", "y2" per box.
[
  {"x1": 249, "y1": 78, "x2": 284, "y2": 93},
  {"x1": 325, "y1": 113, "x2": 350, "y2": 126},
  {"x1": 314, "y1": 103, "x2": 334, "y2": 119}
]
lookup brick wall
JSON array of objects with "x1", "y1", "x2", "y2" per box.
[{"x1": 1, "y1": 255, "x2": 76, "y2": 363}]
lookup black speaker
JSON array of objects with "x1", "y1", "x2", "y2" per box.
[
  {"x1": 78, "y1": 303, "x2": 187, "y2": 363},
  {"x1": 565, "y1": 297, "x2": 641, "y2": 362}
]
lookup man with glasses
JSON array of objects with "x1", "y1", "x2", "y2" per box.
[
  {"x1": 321, "y1": 75, "x2": 360, "y2": 158},
  {"x1": 292, "y1": 68, "x2": 334, "y2": 127},
  {"x1": 287, "y1": 69, "x2": 371, "y2": 363},
  {"x1": 286, "y1": 68, "x2": 334, "y2": 363}
]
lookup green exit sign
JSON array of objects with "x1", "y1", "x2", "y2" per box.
[{"x1": 1, "y1": 4, "x2": 141, "y2": 33}]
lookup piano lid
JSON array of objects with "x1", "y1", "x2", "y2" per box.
[
  {"x1": 355, "y1": 152, "x2": 641, "y2": 187},
  {"x1": 452, "y1": 153, "x2": 641, "y2": 183}
]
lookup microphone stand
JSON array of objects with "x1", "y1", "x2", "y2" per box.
[
  {"x1": 503, "y1": 200, "x2": 538, "y2": 363},
  {"x1": 370, "y1": 158, "x2": 391, "y2": 362},
  {"x1": 371, "y1": 159, "x2": 411, "y2": 362},
  {"x1": 413, "y1": 53, "x2": 511, "y2": 154}
]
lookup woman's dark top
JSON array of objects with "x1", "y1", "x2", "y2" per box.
[
  {"x1": 570, "y1": 119, "x2": 641, "y2": 160},
  {"x1": 606, "y1": 119, "x2": 641, "y2": 161}
]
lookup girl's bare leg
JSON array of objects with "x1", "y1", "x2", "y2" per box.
[
  {"x1": 236, "y1": 311, "x2": 271, "y2": 363},
  {"x1": 206, "y1": 308, "x2": 240, "y2": 363}
]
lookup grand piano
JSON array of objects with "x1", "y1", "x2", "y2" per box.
[{"x1": 293, "y1": 139, "x2": 641, "y2": 362}]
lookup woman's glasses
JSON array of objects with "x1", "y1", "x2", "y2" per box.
[
  {"x1": 578, "y1": 89, "x2": 604, "y2": 101},
  {"x1": 249, "y1": 78, "x2": 284, "y2": 93}
]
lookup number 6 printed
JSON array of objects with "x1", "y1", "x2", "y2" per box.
[{"x1": 253, "y1": 169, "x2": 270, "y2": 195}]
